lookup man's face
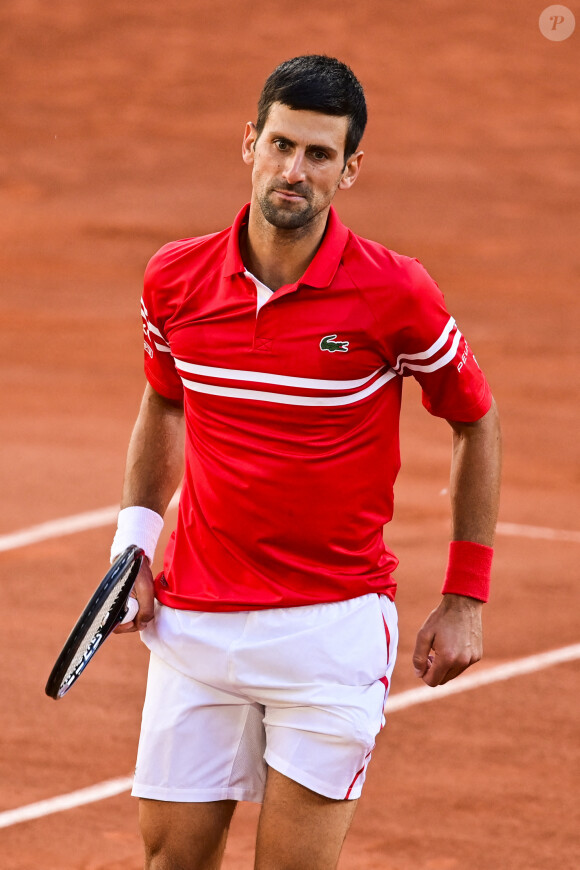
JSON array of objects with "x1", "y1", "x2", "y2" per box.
[{"x1": 242, "y1": 103, "x2": 362, "y2": 231}]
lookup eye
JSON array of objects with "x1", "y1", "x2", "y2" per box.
[
  {"x1": 274, "y1": 139, "x2": 290, "y2": 152},
  {"x1": 310, "y1": 150, "x2": 329, "y2": 162}
]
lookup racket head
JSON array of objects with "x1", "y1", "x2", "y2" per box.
[{"x1": 45, "y1": 545, "x2": 144, "y2": 700}]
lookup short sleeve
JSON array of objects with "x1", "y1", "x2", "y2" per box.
[
  {"x1": 389, "y1": 260, "x2": 492, "y2": 422},
  {"x1": 140, "y1": 249, "x2": 184, "y2": 401}
]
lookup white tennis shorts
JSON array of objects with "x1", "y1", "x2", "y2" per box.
[{"x1": 132, "y1": 593, "x2": 398, "y2": 803}]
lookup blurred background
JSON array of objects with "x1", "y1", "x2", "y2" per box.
[
  {"x1": 1, "y1": 1, "x2": 578, "y2": 867},
  {"x1": 2, "y1": 0, "x2": 577, "y2": 529}
]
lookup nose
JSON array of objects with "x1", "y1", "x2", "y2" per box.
[{"x1": 282, "y1": 151, "x2": 306, "y2": 185}]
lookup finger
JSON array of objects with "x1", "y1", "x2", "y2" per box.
[
  {"x1": 134, "y1": 587, "x2": 154, "y2": 629},
  {"x1": 115, "y1": 599, "x2": 152, "y2": 633},
  {"x1": 420, "y1": 656, "x2": 450, "y2": 687},
  {"x1": 133, "y1": 562, "x2": 156, "y2": 630},
  {"x1": 135, "y1": 608, "x2": 154, "y2": 631},
  {"x1": 437, "y1": 655, "x2": 479, "y2": 685},
  {"x1": 422, "y1": 654, "x2": 476, "y2": 687},
  {"x1": 412, "y1": 628, "x2": 435, "y2": 678},
  {"x1": 134, "y1": 589, "x2": 155, "y2": 630},
  {"x1": 114, "y1": 560, "x2": 155, "y2": 634},
  {"x1": 113, "y1": 619, "x2": 138, "y2": 635}
]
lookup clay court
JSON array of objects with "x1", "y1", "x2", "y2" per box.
[{"x1": 1, "y1": 1, "x2": 579, "y2": 867}]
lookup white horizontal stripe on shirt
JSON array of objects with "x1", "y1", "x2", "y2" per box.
[
  {"x1": 174, "y1": 358, "x2": 389, "y2": 391},
  {"x1": 179, "y1": 369, "x2": 398, "y2": 407},
  {"x1": 394, "y1": 317, "x2": 456, "y2": 372},
  {"x1": 397, "y1": 329, "x2": 462, "y2": 375},
  {"x1": 154, "y1": 342, "x2": 172, "y2": 353},
  {"x1": 146, "y1": 321, "x2": 169, "y2": 345}
]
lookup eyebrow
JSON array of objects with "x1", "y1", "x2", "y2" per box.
[{"x1": 269, "y1": 132, "x2": 339, "y2": 159}]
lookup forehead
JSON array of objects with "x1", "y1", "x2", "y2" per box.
[{"x1": 261, "y1": 102, "x2": 348, "y2": 152}]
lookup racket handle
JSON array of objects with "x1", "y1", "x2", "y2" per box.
[{"x1": 120, "y1": 596, "x2": 140, "y2": 625}]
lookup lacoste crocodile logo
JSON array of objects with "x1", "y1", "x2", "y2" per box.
[{"x1": 320, "y1": 334, "x2": 349, "y2": 353}]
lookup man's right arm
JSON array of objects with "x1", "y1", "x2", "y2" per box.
[{"x1": 114, "y1": 383, "x2": 185, "y2": 633}]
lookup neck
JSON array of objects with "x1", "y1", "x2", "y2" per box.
[{"x1": 241, "y1": 199, "x2": 330, "y2": 291}]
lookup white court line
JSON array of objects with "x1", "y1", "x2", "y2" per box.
[
  {"x1": 0, "y1": 506, "x2": 119, "y2": 553},
  {"x1": 495, "y1": 521, "x2": 580, "y2": 544},
  {"x1": 1, "y1": 642, "x2": 578, "y2": 829},
  {"x1": 0, "y1": 505, "x2": 579, "y2": 555},
  {"x1": 0, "y1": 493, "x2": 181, "y2": 554},
  {"x1": 0, "y1": 776, "x2": 133, "y2": 830},
  {"x1": 386, "y1": 642, "x2": 580, "y2": 711}
]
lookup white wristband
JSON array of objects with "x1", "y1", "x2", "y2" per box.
[{"x1": 110, "y1": 506, "x2": 164, "y2": 565}]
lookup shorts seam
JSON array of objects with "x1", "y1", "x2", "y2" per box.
[{"x1": 226, "y1": 702, "x2": 265, "y2": 791}]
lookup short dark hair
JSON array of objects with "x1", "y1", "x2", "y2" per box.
[{"x1": 256, "y1": 55, "x2": 367, "y2": 161}]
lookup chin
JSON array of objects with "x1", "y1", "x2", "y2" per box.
[{"x1": 260, "y1": 198, "x2": 314, "y2": 230}]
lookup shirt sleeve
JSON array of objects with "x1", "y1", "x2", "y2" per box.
[
  {"x1": 140, "y1": 247, "x2": 184, "y2": 402},
  {"x1": 388, "y1": 259, "x2": 492, "y2": 422}
]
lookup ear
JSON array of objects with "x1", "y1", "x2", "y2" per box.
[
  {"x1": 338, "y1": 150, "x2": 364, "y2": 191},
  {"x1": 242, "y1": 122, "x2": 258, "y2": 166}
]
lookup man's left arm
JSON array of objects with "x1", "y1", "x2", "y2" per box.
[{"x1": 412, "y1": 397, "x2": 502, "y2": 686}]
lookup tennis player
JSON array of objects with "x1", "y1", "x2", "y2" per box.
[{"x1": 112, "y1": 55, "x2": 502, "y2": 869}]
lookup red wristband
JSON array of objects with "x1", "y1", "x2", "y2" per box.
[{"x1": 441, "y1": 540, "x2": 493, "y2": 602}]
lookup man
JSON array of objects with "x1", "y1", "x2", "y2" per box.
[{"x1": 112, "y1": 55, "x2": 501, "y2": 870}]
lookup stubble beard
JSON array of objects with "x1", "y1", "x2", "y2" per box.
[{"x1": 258, "y1": 184, "x2": 318, "y2": 230}]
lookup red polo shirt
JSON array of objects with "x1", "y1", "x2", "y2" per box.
[{"x1": 141, "y1": 204, "x2": 491, "y2": 611}]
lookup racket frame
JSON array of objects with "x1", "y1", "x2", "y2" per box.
[{"x1": 45, "y1": 545, "x2": 144, "y2": 699}]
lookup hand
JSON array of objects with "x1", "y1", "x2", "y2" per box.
[
  {"x1": 113, "y1": 558, "x2": 156, "y2": 634},
  {"x1": 412, "y1": 594, "x2": 483, "y2": 686}
]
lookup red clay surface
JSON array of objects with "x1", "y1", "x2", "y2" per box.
[{"x1": 1, "y1": 1, "x2": 579, "y2": 867}]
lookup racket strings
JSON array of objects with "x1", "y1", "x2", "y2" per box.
[{"x1": 58, "y1": 568, "x2": 134, "y2": 695}]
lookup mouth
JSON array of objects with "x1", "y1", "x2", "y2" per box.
[{"x1": 272, "y1": 188, "x2": 307, "y2": 203}]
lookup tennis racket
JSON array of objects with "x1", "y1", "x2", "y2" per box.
[{"x1": 45, "y1": 545, "x2": 144, "y2": 700}]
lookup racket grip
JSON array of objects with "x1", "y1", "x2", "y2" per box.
[{"x1": 120, "y1": 596, "x2": 140, "y2": 625}]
